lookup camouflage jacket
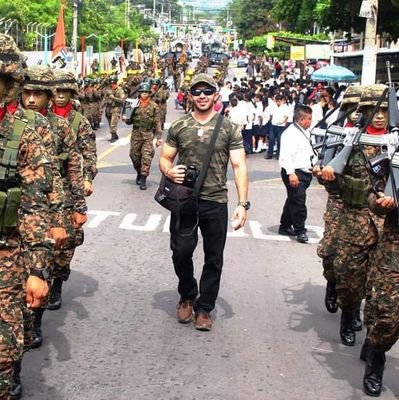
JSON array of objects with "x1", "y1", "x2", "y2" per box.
[
  {"x1": 47, "y1": 111, "x2": 86, "y2": 214},
  {"x1": 66, "y1": 108, "x2": 98, "y2": 183},
  {"x1": 104, "y1": 86, "x2": 126, "y2": 109},
  {"x1": 132, "y1": 101, "x2": 162, "y2": 139},
  {"x1": 12, "y1": 105, "x2": 65, "y2": 227},
  {"x1": 0, "y1": 112, "x2": 53, "y2": 269}
]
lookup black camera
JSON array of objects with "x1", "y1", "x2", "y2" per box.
[{"x1": 183, "y1": 165, "x2": 199, "y2": 188}]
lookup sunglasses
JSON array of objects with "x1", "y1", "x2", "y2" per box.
[{"x1": 190, "y1": 88, "x2": 216, "y2": 96}]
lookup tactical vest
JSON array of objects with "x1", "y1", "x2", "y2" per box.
[
  {"x1": 71, "y1": 112, "x2": 84, "y2": 134},
  {"x1": 0, "y1": 116, "x2": 28, "y2": 233},
  {"x1": 341, "y1": 147, "x2": 369, "y2": 208},
  {"x1": 26, "y1": 111, "x2": 70, "y2": 178}
]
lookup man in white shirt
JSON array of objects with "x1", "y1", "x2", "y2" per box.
[
  {"x1": 278, "y1": 105, "x2": 314, "y2": 243},
  {"x1": 219, "y1": 81, "x2": 232, "y2": 115},
  {"x1": 266, "y1": 95, "x2": 289, "y2": 159}
]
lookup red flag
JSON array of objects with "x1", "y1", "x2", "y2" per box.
[{"x1": 51, "y1": 2, "x2": 67, "y2": 68}]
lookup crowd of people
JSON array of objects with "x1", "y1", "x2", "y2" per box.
[{"x1": 1, "y1": 29, "x2": 399, "y2": 399}]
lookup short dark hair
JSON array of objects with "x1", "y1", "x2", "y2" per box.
[{"x1": 294, "y1": 105, "x2": 312, "y2": 122}]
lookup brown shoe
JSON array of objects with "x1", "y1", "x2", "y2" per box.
[
  {"x1": 194, "y1": 311, "x2": 212, "y2": 331},
  {"x1": 176, "y1": 300, "x2": 194, "y2": 323}
]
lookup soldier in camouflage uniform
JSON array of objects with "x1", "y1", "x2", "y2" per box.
[
  {"x1": 4, "y1": 65, "x2": 68, "y2": 400},
  {"x1": 129, "y1": 82, "x2": 162, "y2": 190},
  {"x1": 22, "y1": 66, "x2": 87, "y2": 351},
  {"x1": 150, "y1": 78, "x2": 169, "y2": 129},
  {"x1": 315, "y1": 86, "x2": 363, "y2": 315},
  {"x1": 0, "y1": 34, "x2": 53, "y2": 400},
  {"x1": 50, "y1": 69, "x2": 98, "y2": 310},
  {"x1": 360, "y1": 181, "x2": 399, "y2": 396},
  {"x1": 104, "y1": 76, "x2": 126, "y2": 143},
  {"x1": 321, "y1": 84, "x2": 388, "y2": 348},
  {"x1": 159, "y1": 73, "x2": 249, "y2": 331}
]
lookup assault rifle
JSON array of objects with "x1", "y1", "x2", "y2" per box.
[
  {"x1": 326, "y1": 88, "x2": 389, "y2": 175},
  {"x1": 312, "y1": 105, "x2": 358, "y2": 166},
  {"x1": 122, "y1": 97, "x2": 139, "y2": 125},
  {"x1": 384, "y1": 61, "x2": 399, "y2": 210}
]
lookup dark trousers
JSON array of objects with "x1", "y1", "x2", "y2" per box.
[
  {"x1": 170, "y1": 200, "x2": 228, "y2": 313},
  {"x1": 242, "y1": 129, "x2": 253, "y2": 154},
  {"x1": 280, "y1": 168, "x2": 312, "y2": 234},
  {"x1": 267, "y1": 125, "x2": 285, "y2": 158}
]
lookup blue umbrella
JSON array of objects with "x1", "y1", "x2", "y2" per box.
[{"x1": 311, "y1": 65, "x2": 357, "y2": 82}]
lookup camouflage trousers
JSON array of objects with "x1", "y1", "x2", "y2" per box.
[
  {"x1": 81, "y1": 103, "x2": 92, "y2": 123},
  {"x1": 129, "y1": 129, "x2": 155, "y2": 177},
  {"x1": 0, "y1": 245, "x2": 32, "y2": 399},
  {"x1": 317, "y1": 195, "x2": 344, "y2": 284},
  {"x1": 367, "y1": 265, "x2": 399, "y2": 352},
  {"x1": 53, "y1": 208, "x2": 83, "y2": 282},
  {"x1": 106, "y1": 107, "x2": 121, "y2": 135},
  {"x1": 334, "y1": 207, "x2": 379, "y2": 312}
]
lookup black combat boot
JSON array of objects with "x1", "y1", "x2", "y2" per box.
[
  {"x1": 363, "y1": 347, "x2": 386, "y2": 397},
  {"x1": 135, "y1": 173, "x2": 142, "y2": 185},
  {"x1": 110, "y1": 133, "x2": 118, "y2": 143},
  {"x1": 11, "y1": 360, "x2": 22, "y2": 400},
  {"x1": 360, "y1": 337, "x2": 371, "y2": 362},
  {"x1": 352, "y1": 302, "x2": 363, "y2": 331},
  {"x1": 340, "y1": 310, "x2": 356, "y2": 346},
  {"x1": 31, "y1": 308, "x2": 45, "y2": 349},
  {"x1": 139, "y1": 176, "x2": 147, "y2": 190},
  {"x1": 324, "y1": 281, "x2": 338, "y2": 313},
  {"x1": 47, "y1": 278, "x2": 63, "y2": 310}
]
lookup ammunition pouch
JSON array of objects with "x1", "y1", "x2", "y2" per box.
[
  {"x1": 341, "y1": 175, "x2": 368, "y2": 208},
  {"x1": 58, "y1": 152, "x2": 69, "y2": 178},
  {"x1": 133, "y1": 119, "x2": 154, "y2": 130},
  {"x1": 0, "y1": 187, "x2": 21, "y2": 233}
]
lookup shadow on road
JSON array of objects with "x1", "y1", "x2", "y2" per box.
[
  {"x1": 151, "y1": 289, "x2": 234, "y2": 322},
  {"x1": 22, "y1": 270, "x2": 99, "y2": 399},
  {"x1": 282, "y1": 280, "x2": 399, "y2": 398}
]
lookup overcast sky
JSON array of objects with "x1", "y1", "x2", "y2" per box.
[{"x1": 182, "y1": 0, "x2": 229, "y2": 11}]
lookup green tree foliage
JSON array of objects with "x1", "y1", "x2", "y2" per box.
[
  {"x1": 228, "y1": 0, "x2": 274, "y2": 39},
  {"x1": 226, "y1": 0, "x2": 399, "y2": 41},
  {"x1": 0, "y1": 0, "x2": 180, "y2": 50}
]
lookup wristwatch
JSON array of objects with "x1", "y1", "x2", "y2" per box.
[
  {"x1": 237, "y1": 201, "x2": 251, "y2": 211},
  {"x1": 30, "y1": 267, "x2": 50, "y2": 281}
]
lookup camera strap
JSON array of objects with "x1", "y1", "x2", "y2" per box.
[
  {"x1": 173, "y1": 113, "x2": 224, "y2": 237},
  {"x1": 192, "y1": 113, "x2": 224, "y2": 198}
]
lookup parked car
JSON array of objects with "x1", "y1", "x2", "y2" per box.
[{"x1": 237, "y1": 56, "x2": 249, "y2": 68}]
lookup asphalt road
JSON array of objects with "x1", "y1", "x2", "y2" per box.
[{"x1": 22, "y1": 66, "x2": 399, "y2": 400}]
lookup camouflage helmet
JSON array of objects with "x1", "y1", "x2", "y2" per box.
[
  {"x1": 23, "y1": 66, "x2": 56, "y2": 96},
  {"x1": 139, "y1": 82, "x2": 151, "y2": 92},
  {"x1": 53, "y1": 69, "x2": 79, "y2": 94},
  {"x1": 109, "y1": 75, "x2": 118, "y2": 84},
  {"x1": 0, "y1": 34, "x2": 24, "y2": 81},
  {"x1": 341, "y1": 85, "x2": 363, "y2": 107},
  {"x1": 358, "y1": 84, "x2": 388, "y2": 109}
]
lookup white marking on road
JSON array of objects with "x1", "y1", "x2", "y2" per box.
[
  {"x1": 86, "y1": 211, "x2": 324, "y2": 242},
  {"x1": 87, "y1": 210, "x2": 121, "y2": 228},
  {"x1": 112, "y1": 136, "x2": 130, "y2": 146},
  {"x1": 119, "y1": 213, "x2": 163, "y2": 231},
  {"x1": 163, "y1": 215, "x2": 171, "y2": 232}
]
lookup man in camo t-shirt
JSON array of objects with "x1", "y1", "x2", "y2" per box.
[{"x1": 159, "y1": 73, "x2": 249, "y2": 331}]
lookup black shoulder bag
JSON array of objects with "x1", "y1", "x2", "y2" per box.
[{"x1": 154, "y1": 113, "x2": 224, "y2": 234}]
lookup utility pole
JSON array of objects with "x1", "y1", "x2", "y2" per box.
[
  {"x1": 360, "y1": 0, "x2": 378, "y2": 85},
  {"x1": 72, "y1": 0, "x2": 78, "y2": 68},
  {"x1": 153, "y1": 0, "x2": 157, "y2": 28}
]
